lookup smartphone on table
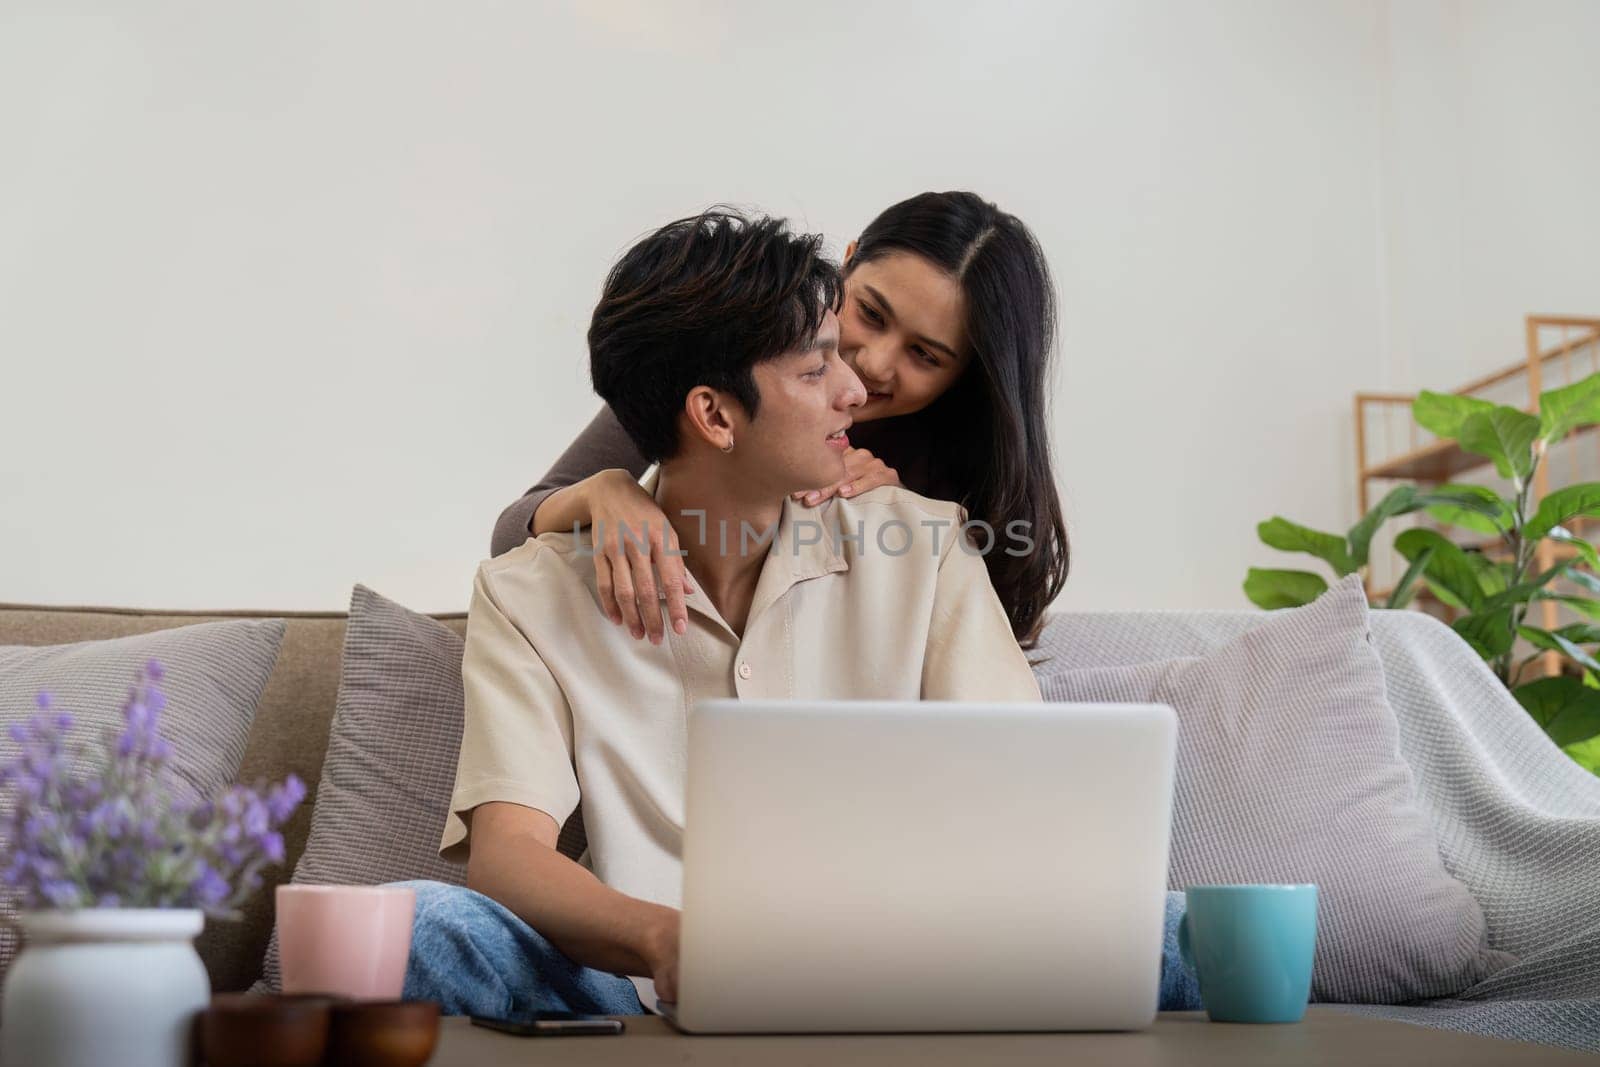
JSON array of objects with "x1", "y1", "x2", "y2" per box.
[{"x1": 470, "y1": 1011, "x2": 625, "y2": 1036}]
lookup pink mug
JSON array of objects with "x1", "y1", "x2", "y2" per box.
[{"x1": 276, "y1": 885, "x2": 416, "y2": 1000}]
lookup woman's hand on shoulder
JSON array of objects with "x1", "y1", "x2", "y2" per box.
[
  {"x1": 792, "y1": 447, "x2": 901, "y2": 508},
  {"x1": 585, "y1": 470, "x2": 693, "y2": 644}
]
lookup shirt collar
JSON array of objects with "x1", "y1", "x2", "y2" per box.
[{"x1": 639, "y1": 466, "x2": 848, "y2": 638}]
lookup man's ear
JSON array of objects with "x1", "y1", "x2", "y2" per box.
[
  {"x1": 843, "y1": 239, "x2": 858, "y2": 269},
  {"x1": 683, "y1": 385, "x2": 737, "y2": 453}
]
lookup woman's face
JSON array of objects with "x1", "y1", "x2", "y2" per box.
[{"x1": 837, "y1": 247, "x2": 970, "y2": 423}]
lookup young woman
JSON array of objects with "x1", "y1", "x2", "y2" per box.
[{"x1": 491, "y1": 190, "x2": 1070, "y2": 648}]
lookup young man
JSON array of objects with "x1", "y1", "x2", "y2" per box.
[{"x1": 398, "y1": 210, "x2": 1196, "y2": 1017}]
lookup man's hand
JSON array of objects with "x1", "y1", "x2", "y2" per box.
[
  {"x1": 637, "y1": 907, "x2": 681, "y2": 1004},
  {"x1": 793, "y1": 446, "x2": 901, "y2": 508}
]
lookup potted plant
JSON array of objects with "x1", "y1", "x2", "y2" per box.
[
  {"x1": 0, "y1": 660, "x2": 305, "y2": 1067},
  {"x1": 1244, "y1": 371, "x2": 1600, "y2": 777}
]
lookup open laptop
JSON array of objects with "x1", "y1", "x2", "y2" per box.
[{"x1": 662, "y1": 699, "x2": 1178, "y2": 1034}]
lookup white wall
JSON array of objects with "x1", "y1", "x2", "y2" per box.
[
  {"x1": 1380, "y1": 0, "x2": 1600, "y2": 391},
  {"x1": 1, "y1": 1, "x2": 1591, "y2": 614}
]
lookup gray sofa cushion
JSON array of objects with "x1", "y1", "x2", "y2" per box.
[
  {"x1": 0, "y1": 619, "x2": 285, "y2": 977},
  {"x1": 255, "y1": 585, "x2": 469, "y2": 990},
  {"x1": 1040, "y1": 576, "x2": 1512, "y2": 1003},
  {"x1": 255, "y1": 585, "x2": 586, "y2": 991}
]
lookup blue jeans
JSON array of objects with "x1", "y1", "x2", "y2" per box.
[
  {"x1": 395, "y1": 880, "x2": 645, "y2": 1017},
  {"x1": 394, "y1": 880, "x2": 1203, "y2": 1017}
]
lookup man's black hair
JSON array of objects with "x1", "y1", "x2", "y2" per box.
[{"x1": 589, "y1": 209, "x2": 841, "y2": 462}]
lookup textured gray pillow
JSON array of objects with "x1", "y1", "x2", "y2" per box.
[
  {"x1": 254, "y1": 585, "x2": 592, "y2": 991},
  {"x1": 1041, "y1": 575, "x2": 1514, "y2": 1004},
  {"x1": 255, "y1": 585, "x2": 469, "y2": 991},
  {"x1": 0, "y1": 619, "x2": 285, "y2": 976}
]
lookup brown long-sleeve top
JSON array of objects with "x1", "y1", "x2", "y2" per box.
[{"x1": 491, "y1": 405, "x2": 957, "y2": 557}]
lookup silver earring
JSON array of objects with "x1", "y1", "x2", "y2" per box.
[{"x1": 721, "y1": 437, "x2": 735, "y2": 453}]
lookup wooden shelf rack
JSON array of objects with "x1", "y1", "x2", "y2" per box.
[{"x1": 1354, "y1": 315, "x2": 1600, "y2": 666}]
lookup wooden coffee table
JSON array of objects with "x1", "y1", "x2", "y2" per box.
[{"x1": 428, "y1": 1008, "x2": 1593, "y2": 1065}]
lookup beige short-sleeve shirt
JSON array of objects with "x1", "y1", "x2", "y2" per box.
[{"x1": 440, "y1": 480, "x2": 1042, "y2": 918}]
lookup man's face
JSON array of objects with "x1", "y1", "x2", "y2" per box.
[{"x1": 737, "y1": 310, "x2": 867, "y2": 495}]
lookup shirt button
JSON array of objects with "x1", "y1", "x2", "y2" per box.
[{"x1": 737, "y1": 661, "x2": 753, "y2": 680}]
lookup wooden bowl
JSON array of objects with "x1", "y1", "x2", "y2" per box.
[
  {"x1": 200, "y1": 993, "x2": 337, "y2": 1067},
  {"x1": 324, "y1": 1000, "x2": 441, "y2": 1067}
]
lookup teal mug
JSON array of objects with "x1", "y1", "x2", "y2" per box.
[{"x1": 1177, "y1": 884, "x2": 1318, "y2": 1023}]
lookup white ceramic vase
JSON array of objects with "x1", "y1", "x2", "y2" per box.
[{"x1": 0, "y1": 908, "x2": 210, "y2": 1067}]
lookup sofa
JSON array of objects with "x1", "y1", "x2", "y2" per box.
[{"x1": 1, "y1": 596, "x2": 1595, "y2": 1053}]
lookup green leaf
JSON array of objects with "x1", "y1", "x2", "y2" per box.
[
  {"x1": 1561, "y1": 568, "x2": 1600, "y2": 597},
  {"x1": 1421, "y1": 484, "x2": 1514, "y2": 537},
  {"x1": 1547, "y1": 527, "x2": 1600, "y2": 570},
  {"x1": 1346, "y1": 486, "x2": 1419, "y2": 568},
  {"x1": 1453, "y1": 607, "x2": 1516, "y2": 658},
  {"x1": 1555, "y1": 623, "x2": 1600, "y2": 644},
  {"x1": 1256, "y1": 518, "x2": 1356, "y2": 576},
  {"x1": 1423, "y1": 581, "x2": 1470, "y2": 613},
  {"x1": 1393, "y1": 529, "x2": 1486, "y2": 611},
  {"x1": 1457, "y1": 407, "x2": 1541, "y2": 481},
  {"x1": 1483, "y1": 560, "x2": 1573, "y2": 610},
  {"x1": 1385, "y1": 546, "x2": 1434, "y2": 610},
  {"x1": 1343, "y1": 485, "x2": 1510, "y2": 568},
  {"x1": 1413, "y1": 391, "x2": 1497, "y2": 439},
  {"x1": 1243, "y1": 568, "x2": 1329, "y2": 610},
  {"x1": 1518, "y1": 625, "x2": 1565, "y2": 653},
  {"x1": 1462, "y1": 552, "x2": 1510, "y2": 598},
  {"x1": 1517, "y1": 626, "x2": 1600, "y2": 674},
  {"x1": 1525, "y1": 483, "x2": 1600, "y2": 543},
  {"x1": 1538, "y1": 594, "x2": 1600, "y2": 621},
  {"x1": 1538, "y1": 371, "x2": 1600, "y2": 443},
  {"x1": 1516, "y1": 676, "x2": 1578, "y2": 730},
  {"x1": 1563, "y1": 734, "x2": 1600, "y2": 775},
  {"x1": 1512, "y1": 676, "x2": 1600, "y2": 749}
]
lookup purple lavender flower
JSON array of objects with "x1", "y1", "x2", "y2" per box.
[
  {"x1": 266, "y1": 775, "x2": 307, "y2": 823},
  {"x1": 189, "y1": 864, "x2": 229, "y2": 908},
  {"x1": 109, "y1": 845, "x2": 144, "y2": 883},
  {"x1": 187, "y1": 801, "x2": 214, "y2": 832},
  {"x1": 242, "y1": 796, "x2": 270, "y2": 839},
  {"x1": 41, "y1": 879, "x2": 82, "y2": 909},
  {"x1": 0, "y1": 661, "x2": 306, "y2": 918}
]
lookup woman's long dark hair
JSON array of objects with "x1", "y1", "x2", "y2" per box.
[{"x1": 849, "y1": 191, "x2": 1069, "y2": 646}]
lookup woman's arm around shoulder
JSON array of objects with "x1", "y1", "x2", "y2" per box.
[{"x1": 490, "y1": 405, "x2": 651, "y2": 557}]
